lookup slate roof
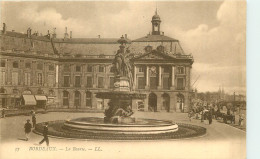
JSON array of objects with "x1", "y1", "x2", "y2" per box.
[
  {"x1": 53, "y1": 38, "x2": 131, "y2": 44},
  {"x1": 133, "y1": 34, "x2": 179, "y2": 42}
]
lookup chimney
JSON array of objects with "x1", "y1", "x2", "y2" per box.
[
  {"x1": 47, "y1": 30, "x2": 51, "y2": 39},
  {"x1": 52, "y1": 28, "x2": 56, "y2": 39},
  {"x1": 3, "y1": 23, "x2": 6, "y2": 34},
  {"x1": 70, "y1": 31, "x2": 72, "y2": 39},
  {"x1": 27, "y1": 27, "x2": 32, "y2": 38},
  {"x1": 64, "y1": 27, "x2": 68, "y2": 39},
  {"x1": 125, "y1": 34, "x2": 127, "y2": 39}
]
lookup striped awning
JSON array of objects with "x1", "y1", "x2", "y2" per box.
[{"x1": 22, "y1": 95, "x2": 36, "y2": 105}]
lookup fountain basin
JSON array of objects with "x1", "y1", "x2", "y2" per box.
[{"x1": 63, "y1": 117, "x2": 178, "y2": 134}]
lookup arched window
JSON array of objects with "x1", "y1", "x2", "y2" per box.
[
  {"x1": 0, "y1": 87, "x2": 6, "y2": 93},
  {"x1": 86, "y1": 92, "x2": 92, "y2": 107},
  {"x1": 49, "y1": 90, "x2": 55, "y2": 96},
  {"x1": 74, "y1": 91, "x2": 81, "y2": 108},
  {"x1": 63, "y1": 91, "x2": 69, "y2": 107},
  {"x1": 37, "y1": 88, "x2": 44, "y2": 94}
]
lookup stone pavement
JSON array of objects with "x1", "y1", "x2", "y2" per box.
[{"x1": 0, "y1": 112, "x2": 246, "y2": 159}]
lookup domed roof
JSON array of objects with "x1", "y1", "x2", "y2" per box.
[
  {"x1": 152, "y1": 14, "x2": 161, "y2": 21},
  {"x1": 152, "y1": 9, "x2": 161, "y2": 21}
]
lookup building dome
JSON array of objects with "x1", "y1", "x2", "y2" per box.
[{"x1": 152, "y1": 14, "x2": 161, "y2": 21}]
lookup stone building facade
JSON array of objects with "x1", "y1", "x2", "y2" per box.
[{"x1": 0, "y1": 12, "x2": 194, "y2": 112}]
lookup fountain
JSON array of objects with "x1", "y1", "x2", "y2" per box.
[
  {"x1": 63, "y1": 35, "x2": 178, "y2": 134},
  {"x1": 34, "y1": 36, "x2": 206, "y2": 140}
]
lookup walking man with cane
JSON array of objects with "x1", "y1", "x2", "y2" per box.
[{"x1": 39, "y1": 122, "x2": 49, "y2": 146}]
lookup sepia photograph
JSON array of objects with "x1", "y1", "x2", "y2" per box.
[{"x1": 0, "y1": 0, "x2": 246, "y2": 159}]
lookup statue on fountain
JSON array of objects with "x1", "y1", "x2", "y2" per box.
[{"x1": 103, "y1": 35, "x2": 136, "y2": 123}]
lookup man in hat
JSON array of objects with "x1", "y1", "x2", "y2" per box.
[
  {"x1": 39, "y1": 122, "x2": 49, "y2": 146},
  {"x1": 24, "y1": 119, "x2": 32, "y2": 141}
]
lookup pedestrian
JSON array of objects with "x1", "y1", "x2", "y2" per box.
[
  {"x1": 200, "y1": 111, "x2": 204, "y2": 123},
  {"x1": 39, "y1": 122, "x2": 49, "y2": 146},
  {"x1": 208, "y1": 111, "x2": 213, "y2": 125},
  {"x1": 32, "y1": 115, "x2": 36, "y2": 128},
  {"x1": 24, "y1": 119, "x2": 32, "y2": 141},
  {"x1": 239, "y1": 114, "x2": 244, "y2": 126},
  {"x1": 188, "y1": 110, "x2": 193, "y2": 121},
  {"x1": 2, "y1": 108, "x2": 5, "y2": 118}
]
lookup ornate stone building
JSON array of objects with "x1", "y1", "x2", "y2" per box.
[{"x1": 0, "y1": 12, "x2": 194, "y2": 112}]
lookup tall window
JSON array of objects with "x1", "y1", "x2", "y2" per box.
[
  {"x1": 87, "y1": 65, "x2": 93, "y2": 72},
  {"x1": 138, "y1": 77, "x2": 145, "y2": 89},
  {"x1": 37, "y1": 73, "x2": 43, "y2": 85},
  {"x1": 24, "y1": 72, "x2": 31, "y2": 86},
  {"x1": 0, "y1": 60, "x2": 6, "y2": 67},
  {"x1": 150, "y1": 77, "x2": 157, "y2": 89},
  {"x1": 25, "y1": 62, "x2": 31, "y2": 69},
  {"x1": 0, "y1": 72, "x2": 6, "y2": 85},
  {"x1": 37, "y1": 63, "x2": 43, "y2": 70},
  {"x1": 109, "y1": 77, "x2": 114, "y2": 88},
  {"x1": 12, "y1": 72, "x2": 18, "y2": 85},
  {"x1": 48, "y1": 74, "x2": 55, "y2": 86},
  {"x1": 177, "y1": 78, "x2": 184, "y2": 90},
  {"x1": 74, "y1": 91, "x2": 81, "y2": 107},
  {"x1": 76, "y1": 65, "x2": 81, "y2": 72},
  {"x1": 99, "y1": 66, "x2": 104, "y2": 72},
  {"x1": 163, "y1": 77, "x2": 170, "y2": 90},
  {"x1": 86, "y1": 76, "x2": 93, "y2": 88},
  {"x1": 75, "y1": 76, "x2": 81, "y2": 87},
  {"x1": 49, "y1": 64, "x2": 55, "y2": 71},
  {"x1": 98, "y1": 77, "x2": 104, "y2": 88},
  {"x1": 13, "y1": 61, "x2": 19, "y2": 68},
  {"x1": 63, "y1": 91, "x2": 69, "y2": 106},
  {"x1": 86, "y1": 92, "x2": 92, "y2": 107},
  {"x1": 64, "y1": 76, "x2": 70, "y2": 87}
]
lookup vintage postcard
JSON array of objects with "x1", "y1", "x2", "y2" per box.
[{"x1": 0, "y1": 0, "x2": 246, "y2": 159}]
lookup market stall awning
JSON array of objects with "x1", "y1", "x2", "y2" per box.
[
  {"x1": 35, "y1": 95, "x2": 47, "y2": 101},
  {"x1": 22, "y1": 95, "x2": 36, "y2": 105}
]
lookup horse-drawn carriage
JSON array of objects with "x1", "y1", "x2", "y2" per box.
[{"x1": 214, "y1": 109, "x2": 235, "y2": 124}]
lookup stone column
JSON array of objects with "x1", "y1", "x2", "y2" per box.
[
  {"x1": 144, "y1": 95, "x2": 149, "y2": 111},
  {"x1": 157, "y1": 66, "x2": 162, "y2": 89},
  {"x1": 81, "y1": 64, "x2": 85, "y2": 87},
  {"x1": 70, "y1": 64, "x2": 74, "y2": 87},
  {"x1": 104, "y1": 66, "x2": 108, "y2": 89},
  {"x1": 185, "y1": 66, "x2": 190, "y2": 91},
  {"x1": 93, "y1": 66, "x2": 96, "y2": 88},
  {"x1": 145, "y1": 66, "x2": 149, "y2": 89},
  {"x1": 55, "y1": 64, "x2": 59, "y2": 87},
  {"x1": 32, "y1": 61, "x2": 37, "y2": 86},
  {"x1": 19, "y1": 60, "x2": 24, "y2": 86},
  {"x1": 134, "y1": 65, "x2": 137, "y2": 90},
  {"x1": 170, "y1": 65, "x2": 175, "y2": 90},
  {"x1": 81, "y1": 91, "x2": 85, "y2": 109}
]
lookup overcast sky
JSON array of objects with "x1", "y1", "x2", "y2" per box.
[{"x1": 0, "y1": 0, "x2": 246, "y2": 95}]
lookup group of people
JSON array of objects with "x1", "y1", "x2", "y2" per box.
[
  {"x1": 24, "y1": 111, "x2": 49, "y2": 146},
  {"x1": 188, "y1": 106, "x2": 214, "y2": 125},
  {"x1": 188, "y1": 105, "x2": 245, "y2": 126}
]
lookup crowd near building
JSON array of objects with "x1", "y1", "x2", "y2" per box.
[{"x1": 0, "y1": 11, "x2": 194, "y2": 112}]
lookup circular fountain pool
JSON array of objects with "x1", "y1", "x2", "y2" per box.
[{"x1": 34, "y1": 117, "x2": 206, "y2": 140}]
